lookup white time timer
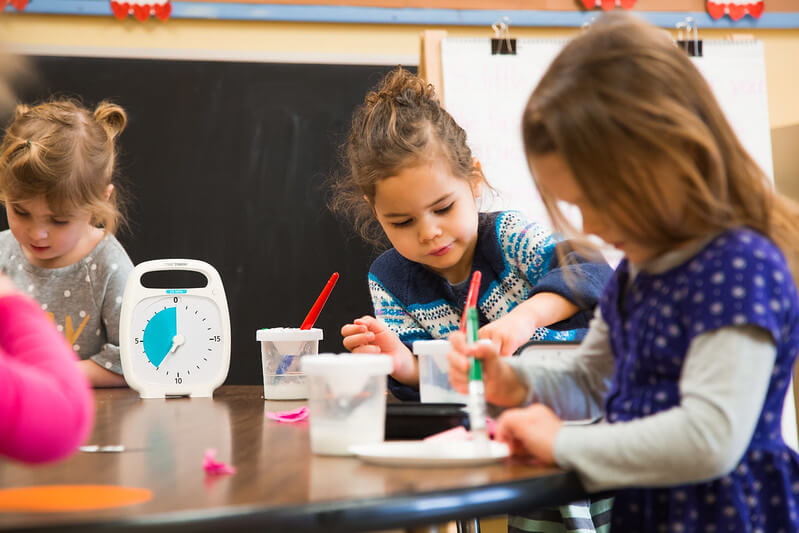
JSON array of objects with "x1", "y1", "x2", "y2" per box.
[{"x1": 120, "y1": 259, "x2": 231, "y2": 398}]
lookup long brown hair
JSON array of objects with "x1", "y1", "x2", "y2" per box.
[
  {"x1": 330, "y1": 66, "x2": 486, "y2": 246},
  {"x1": 523, "y1": 13, "x2": 799, "y2": 284},
  {"x1": 0, "y1": 99, "x2": 128, "y2": 235}
]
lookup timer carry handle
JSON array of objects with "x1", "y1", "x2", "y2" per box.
[{"x1": 132, "y1": 259, "x2": 224, "y2": 292}]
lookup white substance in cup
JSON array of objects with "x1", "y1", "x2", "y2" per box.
[
  {"x1": 310, "y1": 417, "x2": 384, "y2": 455},
  {"x1": 302, "y1": 354, "x2": 392, "y2": 456}
]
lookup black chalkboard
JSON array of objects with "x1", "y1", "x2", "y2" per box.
[{"x1": 4, "y1": 55, "x2": 403, "y2": 385}]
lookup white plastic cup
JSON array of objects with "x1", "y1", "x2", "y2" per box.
[
  {"x1": 518, "y1": 341, "x2": 580, "y2": 361},
  {"x1": 301, "y1": 354, "x2": 392, "y2": 456},
  {"x1": 413, "y1": 339, "x2": 469, "y2": 404},
  {"x1": 257, "y1": 328, "x2": 323, "y2": 400}
]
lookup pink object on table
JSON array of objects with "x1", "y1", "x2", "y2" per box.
[
  {"x1": 266, "y1": 406, "x2": 309, "y2": 423},
  {"x1": 424, "y1": 426, "x2": 471, "y2": 442},
  {"x1": 485, "y1": 416, "x2": 497, "y2": 437},
  {"x1": 203, "y1": 449, "x2": 236, "y2": 475}
]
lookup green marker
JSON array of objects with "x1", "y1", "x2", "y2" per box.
[{"x1": 466, "y1": 307, "x2": 488, "y2": 445}]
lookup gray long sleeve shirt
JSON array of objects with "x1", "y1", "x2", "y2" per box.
[
  {"x1": 0, "y1": 230, "x2": 134, "y2": 375},
  {"x1": 508, "y1": 239, "x2": 777, "y2": 493}
]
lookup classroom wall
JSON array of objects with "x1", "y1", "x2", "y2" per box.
[{"x1": 2, "y1": 14, "x2": 798, "y2": 129}]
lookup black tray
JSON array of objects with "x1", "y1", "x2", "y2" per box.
[{"x1": 384, "y1": 402, "x2": 469, "y2": 440}]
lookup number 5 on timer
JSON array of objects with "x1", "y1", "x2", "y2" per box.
[{"x1": 120, "y1": 259, "x2": 231, "y2": 398}]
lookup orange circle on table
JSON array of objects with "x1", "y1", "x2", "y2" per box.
[{"x1": 0, "y1": 485, "x2": 152, "y2": 512}]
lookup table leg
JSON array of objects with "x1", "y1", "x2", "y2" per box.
[{"x1": 456, "y1": 518, "x2": 481, "y2": 533}]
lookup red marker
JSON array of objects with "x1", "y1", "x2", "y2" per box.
[
  {"x1": 458, "y1": 270, "x2": 482, "y2": 332},
  {"x1": 300, "y1": 272, "x2": 340, "y2": 330}
]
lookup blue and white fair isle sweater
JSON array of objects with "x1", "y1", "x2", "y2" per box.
[{"x1": 368, "y1": 211, "x2": 613, "y2": 400}]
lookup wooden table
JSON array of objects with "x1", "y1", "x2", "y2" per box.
[{"x1": 0, "y1": 386, "x2": 586, "y2": 532}]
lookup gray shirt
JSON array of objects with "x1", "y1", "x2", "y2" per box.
[
  {"x1": 0, "y1": 230, "x2": 133, "y2": 375},
  {"x1": 508, "y1": 239, "x2": 777, "y2": 492}
]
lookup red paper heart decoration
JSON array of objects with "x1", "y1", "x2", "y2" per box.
[
  {"x1": 132, "y1": 3, "x2": 150, "y2": 21},
  {"x1": 153, "y1": 1, "x2": 170, "y2": 20},
  {"x1": 9, "y1": 0, "x2": 27, "y2": 9},
  {"x1": 620, "y1": 0, "x2": 636, "y2": 8},
  {"x1": 110, "y1": 0, "x2": 130, "y2": 19},
  {"x1": 748, "y1": 2, "x2": 764, "y2": 18},
  {"x1": 728, "y1": 4, "x2": 747, "y2": 20},
  {"x1": 0, "y1": 0, "x2": 7, "y2": 9},
  {"x1": 601, "y1": 0, "x2": 615, "y2": 9},
  {"x1": 581, "y1": 0, "x2": 595, "y2": 8},
  {"x1": 706, "y1": 2, "x2": 725, "y2": 19}
]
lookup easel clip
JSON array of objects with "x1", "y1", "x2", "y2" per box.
[
  {"x1": 676, "y1": 17, "x2": 703, "y2": 57},
  {"x1": 491, "y1": 17, "x2": 517, "y2": 55}
]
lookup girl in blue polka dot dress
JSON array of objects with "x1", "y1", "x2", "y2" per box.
[{"x1": 447, "y1": 13, "x2": 799, "y2": 533}]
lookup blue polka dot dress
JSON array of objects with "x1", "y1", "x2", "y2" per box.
[{"x1": 599, "y1": 229, "x2": 799, "y2": 532}]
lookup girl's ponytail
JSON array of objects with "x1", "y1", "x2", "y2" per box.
[
  {"x1": 94, "y1": 101, "x2": 127, "y2": 141},
  {"x1": 14, "y1": 103, "x2": 31, "y2": 120}
]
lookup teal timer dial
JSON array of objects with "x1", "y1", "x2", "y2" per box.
[{"x1": 120, "y1": 259, "x2": 231, "y2": 398}]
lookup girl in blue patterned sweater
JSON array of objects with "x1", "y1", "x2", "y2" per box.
[
  {"x1": 331, "y1": 67, "x2": 614, "y2": 533},
  {"x1": 332, "y1": 66, "x2": 611, "y2": 400},
  {"x1": 449, "y1": 13, "x2": 799, "y2": 533}
]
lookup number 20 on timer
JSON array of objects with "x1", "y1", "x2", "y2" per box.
[{"x1": 120, "y1": 259, "x2": 231, "y2": 398}]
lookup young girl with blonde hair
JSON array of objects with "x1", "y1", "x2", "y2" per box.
[
  {"x1": 449, "y1": 13, "x2": 799, "y2": 532},
  {"x1": 0, "y1": 99, "x2": 134, "y2": 388},
  {"x1": 333, "y1": 66, "x2": 614, "y2": 532}
]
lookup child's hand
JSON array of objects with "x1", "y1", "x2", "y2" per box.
[
  {"x1": 447, "y1": 331, "x2": 527, "y2": 407},
  {"x1": 340, "y1": 316, "x2": 418, "y2": 384},
  {"x1": 478, "y1": 308, "x2": 538, "y2": 356},
  {"x1": 495, "y1": 404, "x2": 562, "y2": 465},
  {"x1": 479, "y1": 293, "x2": 580, "y2": 356}
]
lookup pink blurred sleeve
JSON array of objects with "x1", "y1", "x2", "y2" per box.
[{"x1": 0, "y1": 293, "x2": 94, "y2": 463}]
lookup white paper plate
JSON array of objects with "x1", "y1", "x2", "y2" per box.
[{"x1": 349, "y1": 440, "x2": 510, "y2": 467}]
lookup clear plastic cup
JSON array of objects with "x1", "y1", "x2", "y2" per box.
[
  {"x1": 301, "y1": 354, "x2": 392, "y2": 456},
  {"x1": 257, "y1": 328, "x2": 323, "y2": 400},
  {"x1": 413, "y1": 339, "x2": 469, "y2": 404}
]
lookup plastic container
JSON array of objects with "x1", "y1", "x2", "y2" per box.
[
  {"x1": 517, "y1": 340, "x2": 581, "y2": 360},
  {"x1": 257, "y1": 328, "x2": 323, "y2": 400},
  {"x1": 301, "y1": 354, "x2": 392, "y2": 456},
  {"x1": 413, "y1": 339, "x2": 469, "y2": 404}
]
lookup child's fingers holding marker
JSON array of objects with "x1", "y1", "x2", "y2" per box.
[
  {"x1": 449, "y1": 331, "x2": 527, "y2": 406},
  {"x1": 448, "y1": 332, "x2": 500, "y2": 393},
  {"x1": 447, "y1": 331, "x2": 472, "y2": 393}
]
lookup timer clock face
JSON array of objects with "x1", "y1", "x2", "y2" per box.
[{"x1": 129, "y1": 293, "x2": 224, "y2": 387}]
